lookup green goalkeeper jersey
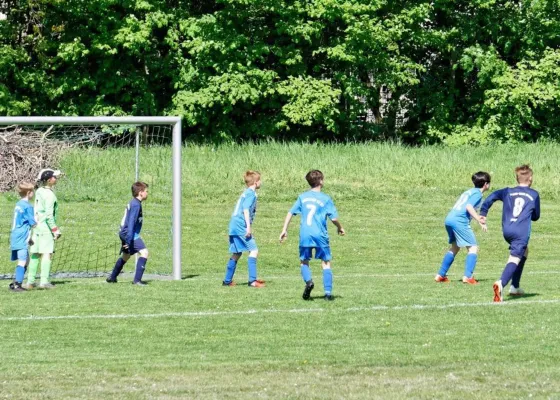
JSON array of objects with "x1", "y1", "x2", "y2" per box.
[{"x1": 34, "y1": 187, "x2": 59, "y2": 234}]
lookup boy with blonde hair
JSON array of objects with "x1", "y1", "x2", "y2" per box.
[
  {"x1": 9, "y1": 182, "x2": 36, "y2": 292},
  {"x1": 280, "y1": 170, "x2": 345, "y2": 301},
  {"x1": 27, "y1": 169, "x2": 62, "y2": 289},
  {"x1": 222, "y1": 171, "x2": 265, "y2": 287},
  {"x1": 479, "y1": 165, "x2": 540, "y2": 302}
]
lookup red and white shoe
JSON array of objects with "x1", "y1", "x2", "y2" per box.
[
  {"x1": 435, "y1": 275, "x2": 450, "y2": 283},
  {"x1": 249, "y1": 280, "x2": 265, "y2": 288},
  {"x1": 462, "y1": 276, "x2": 479, "y2": 285},
  {"x1": 493, "y1": 280, "x2": 503, "y2": 303}
]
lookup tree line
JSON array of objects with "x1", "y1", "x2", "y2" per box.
[{"x1": 0, "y1": 0, "x2": 558, "y2": 143}]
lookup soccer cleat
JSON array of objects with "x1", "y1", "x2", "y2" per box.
[
  {"x1": 302, "y1": 281, "x2": 314, "y2": 300},
  {"x1": 509, "y1": 286, "x2": 525, "y2": 296},
  {"x1": 9, "y1": 283, "x2": 26, "y2": 292},
  {"x1": 222, "y1": 281, "x2": 236, "y2": 287},
  {"x1": 106, "y1": 277, "x2": 118, "y2": 283},
  {"x1": 434, "y1": 275, "x2": 450, "y2": 283},
  {"x1": 39, "y1": 283, "x2": 56, "y2": 290},
  {"x1": 324, "y1": 294, "x2": 334, "y2": 301},
  {"x1": 248, "y1": 280, "x2": 265, "y2": 288},
  {"x1": 462, "y1": 276, "x2": 479, "y2": 285},
  {"x1": 132, "y1": 281, "x2": 148, "y2": 286},
  {"x1": 23, "y1": 283, "x2": 36, "y2": 290},
  {"x1": 493, "y1": 280, "x2": 503, "y2": 303},
  {"x1": 255, "y1": 279, "x2": 266, "y2": 284}
]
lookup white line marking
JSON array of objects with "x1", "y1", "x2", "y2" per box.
[{"x1": 1, "y1": 299, "x2": 559, "y2": 322}]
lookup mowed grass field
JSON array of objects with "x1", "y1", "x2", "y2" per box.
[{"x1": 1, "y1": 143, "x2": 560, "y2": 399}]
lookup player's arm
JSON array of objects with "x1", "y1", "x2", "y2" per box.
[
  {"x1": 243, "y1": 209, "x2": 252, "y2": 238},
  {"x1": 26, "y1": 206, "x2": 37, "y2": 228},
  {"x1": 43, "y1": 193, "x2": 60, "y2": 239},
  {"x1": 331, "y1": 218, "x2": 346, "y2": 236},
  {"x1": 532, "y1": 194, "x2": 541, "y2": 221},
  {"x1": 466, "y1": 205, "x2": 487, "y2": 232},
  {"x1": 125, "y1": 203, "x2": 140, "y2": 246},
  {"x1": 479, "y1": 188, "x2": 506, "y2": 224},
  {"x1": 279, "y1": 213, "x2": 294, "y2": 242}
]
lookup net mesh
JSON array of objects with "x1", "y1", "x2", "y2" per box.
[{"x1": 0, "y1": 124, "x2": 174, "y2": 279}]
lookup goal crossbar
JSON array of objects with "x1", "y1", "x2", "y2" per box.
[{"x1": 0, "y1": 116, "x2": 183, "y2": 280}]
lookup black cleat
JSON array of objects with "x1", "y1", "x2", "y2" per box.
[
  {"x1": 324, "y1": 294, "x2": 334, "y2": 301},
  {"x1": 106, "y1": 277, "x2": 118, "y2": 283},
  {"x1": 302, "y1": 281, "x2": 314, "y2": 300},
  {"x1": 9, "y1": 282, "x2": 26, "y2": 292},
  {"x1": 132, "y1": 281, "x2": 148, "y2": 286}
]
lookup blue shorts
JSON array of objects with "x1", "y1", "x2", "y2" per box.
[
  {"x1": 505, "y1": 235, "x2": 529, "y2": 258},
  {"x1": 229, "y1": 235, "x2": 258, "y2": 254},
  {"x1": 120, "y1": 238, "x2": 147, "y2": 255},
  {"x1": 11, "y1": 248, "x2": 28, "y2": 262},
  {"x1": 445, "y1": 223, "x2": 477, "y2": 247},
  {"x1": 299, "y1": 246, "x2": 332, "y2": 262}
]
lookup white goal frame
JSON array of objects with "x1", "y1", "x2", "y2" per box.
[{"x1": 0, "y1": 116, "x2": 183, "y2": 280}]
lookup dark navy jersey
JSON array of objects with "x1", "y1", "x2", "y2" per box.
[
  {"x1": 119, "y1": 198, "x2": 143, "y2": 244},
  {"x1": 480, "y1": 186, "x2": 540, "y2": 238}
]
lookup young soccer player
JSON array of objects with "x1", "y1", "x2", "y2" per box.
[
  {"x1": 26, "y1": 169, "x2": 62, "y2": 289},
  {"x1": 279, "y1": 170, "x2": 345, "y2": 301},
  {"x1": 222, "y1": 170, "x2": 264, "y2": 287},
  {"x1": 435, "y1": 171, "x2": 491, "y2": 284},
  {"x1": 479, "y1": 165, "x2": 540, "y2": 302},
  {"x1": 9, "y1": 182, "x2": 36, "y2": 292},
  {"x1": 107, "y1": 182, "x2": 150, "y2": 286}
]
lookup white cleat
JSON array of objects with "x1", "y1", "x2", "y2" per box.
[{"x1": 509, "y1": 286, "x2": 525, "y2": 296}]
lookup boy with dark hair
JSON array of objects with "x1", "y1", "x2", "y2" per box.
[
  {"x1": 435, "y1": 171, "x2": 491, "y2": 284},
  {"x1": 222, "y1": 171, "x2": 265, "y2": 287},
  {"x1": 107, "y1": 182, "x2": 150, "y2": 286},
  {"x1": 280, "y1": 170, "x2": 345, "y2": 301},
  {"x1": 9, "y1": 182, "x2": 36, "y2": 292},
  {"x1": 26, "y1": 169, "x2": 62, "y2": 290},
  {"x1": 479, "y1": 165, "x2": 540, "y2": 302}
]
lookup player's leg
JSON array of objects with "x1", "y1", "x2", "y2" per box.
[
  {"x1": 463, "y1": 245, "x2": 479, "y2": 284},
  {"x1": 39, "y1": 253, "x2": 55, "y2": 289},
  {"x1": 300, "y1": 248, "x2": 314, "y2": 300},
  {"x1": 26, "y1": 252, "x2": 40, "y2": 288},
  {"x1": 494, "y1": 238, "x2": 525, "y2": 302},
  {"x1": 107, "y1": 241, "x2": 132, "y2": 283},
  {"x1": 10, "y1": 249, "x2": 27, "y2": 292},
  {"x1": 133, "y1": 242, "x2": 149, "y2": 285},
  {"x1": 223, "y1": 251, "x2": 242, "y2": 286},
  {"x1": 243, "y1": 236, "x2": 263, "y2": 287},
  {"x1": 436, "y1": 225, "x2": 460, "y2": 282},
  {"x1": 317, "y1": 247, "x2": 333, "y2": 300},
  {"x1": 510, "y1": 247, "x2": 528, "y2": 295}
]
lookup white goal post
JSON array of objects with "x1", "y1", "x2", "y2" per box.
[{"x1": 0, "y1": 116, "x2": 183, "y2": 280}]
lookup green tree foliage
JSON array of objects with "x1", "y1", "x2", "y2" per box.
[{"x1": 0, "y1": 0, "x2": 558, "y2": 143}]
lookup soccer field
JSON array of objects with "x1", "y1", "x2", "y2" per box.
[{"x1": 1, "y1": 143, "x2": 560, "y2": 399}]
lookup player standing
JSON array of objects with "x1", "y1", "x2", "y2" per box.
[
  {"x1": 479, "y1": 165, "x2": 540, "y2": 302},
  {"x1": 435, "y1": 172, "x2": 491, "y2": 284},
  {"x1": 107, "y1": 182, "x2": 150, "y2": 285},
  {"x1": 9, "y1": 182, "x2": 36, "y2": 292},
  {"x1": 222, "y1": 171, "x2": 265, "y2": 287},
  {"x1": 280, "y1": 170, "x2": 345, "y2": 301}
]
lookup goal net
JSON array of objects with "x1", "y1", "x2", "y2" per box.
[{"x1": 0, "y1": 117, "x2": 182, "y2": 280}]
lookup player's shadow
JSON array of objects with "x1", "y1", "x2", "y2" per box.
[
  {"x1": 51, "y1": 280, "x2": 72, "y2": 285},
  {"x1": 507, "y1": 293, "x2": 539, "y2": 300},
  {"x1": 182, "y1": 274, "x2": 199, "y2": 280},
  {"x1": 309, "y1": 295, "x2": 342, "y2": 301}
]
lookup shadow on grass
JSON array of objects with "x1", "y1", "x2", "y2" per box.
[
  {"x1": 182, "y1": 274, "x2": 200, "y2": 280},
  {"x1": 507, "y1": 293, "x2": 539, "y2": 300}
]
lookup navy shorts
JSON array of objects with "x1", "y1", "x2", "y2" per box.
[
  {"x1": 120, "y1": 238, "x2": 147, "y2": 255},
  {"x1": 299, "y1": 246, "x2": 332, "y2": 262},
  {"x1": 505, "y1": 235, "x2": 529, "y2": 258}
]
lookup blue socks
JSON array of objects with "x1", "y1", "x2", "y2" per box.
[
  {"x1": 110, "y1": 258, "x2": 126, "y2": 281},
  {"x1": 511, "y1": 256, "x2": 527, "y2": 288},
  {"x1": 323, "y1": 269, "x2": 333, "y2": 295},
  {"x1": 500, "y1": 262, "x2": 518, "y2": 287},
  {"x1": 301, "y1": 264, "x2": 312, "y2": 283},
  {"x1": 438, "y1": 251, "x2": 455, "y2": 277},
  {"x1": 248, "y1": 256, "x2": 257, "y2": 283},
  {"x1": 14, "y1": 265, "x2": 25, "y2": 283},
  {"x1": 464, "y1": 253, "x2": 478, "y2": 278},
  {"x1": 224, "y1": 258, "x2": 238, "y2": 283},
  {"x1": 134, "y1": 257, "x2": 147, "y2": 283}
]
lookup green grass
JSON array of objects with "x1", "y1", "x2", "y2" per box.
[{"x1": 1, "y1": 143, "x2": 560, "y2": 399}]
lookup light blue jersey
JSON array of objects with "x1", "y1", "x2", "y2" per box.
[
  {"x1": 10, "y1": 199, "x2": 36, "y2": 251},
  {"x1": 229, "y1": 188, "x2": 258, "y2": 236},
  {"x1": 290, "y1": 190, "x2": 338, "y2": 247},
  {"x1": 445, "y1": 188, "x2": 483, "y2": 225}
]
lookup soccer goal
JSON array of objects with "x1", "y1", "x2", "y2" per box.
[{"x1": 0, "y1": 116, "x2": 182, "y2": 280}]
